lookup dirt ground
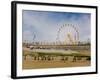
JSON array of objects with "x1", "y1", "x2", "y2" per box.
[
  {"x1": 22, "y1": 47, "x2": 91, "y2": 69},
  {"x1": 23, "y1": 60, "x2": 90, "y2": 69}
]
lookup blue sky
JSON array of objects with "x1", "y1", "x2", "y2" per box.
[{"x1": 22, "y1": 10, "x2": 91, "y2": 43}]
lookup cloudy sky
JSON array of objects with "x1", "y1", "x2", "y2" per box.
[{"x1": 22, "y1": 10, "x2": 91, "y2": 43}]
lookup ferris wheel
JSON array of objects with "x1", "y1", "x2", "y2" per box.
[
  {"x1": 56, "y1": 24, "x2": 79, "y2": 45},
  {"x1": 32, "y1": 32, "x2": 36, "y2": 41}
]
